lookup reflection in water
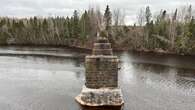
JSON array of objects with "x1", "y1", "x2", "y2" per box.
[
  {"x1": 119, "y1": 52, "x2": 135, "y2": 84},
  {"x1": 75, "y1": 71, "x2": 82, "y2": 79},
  {"x1": 0, "y1": 50, "x2": 194, "y2": 110},
  {"x1": 119, "y1": 52, "x2": 195, "y2": 110},
  {"x1": 119, "y1": 52, "x2": 195, "y2": 90},
  {"x1": 73, "y1": 59, "x2": 83, "y2": 67},
  {"x1": 131, "y1": 63, "x2": 195, "y2": 90}
]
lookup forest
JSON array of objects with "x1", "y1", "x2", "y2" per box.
[{"x1": 0, "y1": 5, "x2": 195, "y2": 55}]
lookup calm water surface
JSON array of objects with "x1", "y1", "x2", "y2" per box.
[{"x1": 0, "y1": 47, "x2": 194, "y2": 110}]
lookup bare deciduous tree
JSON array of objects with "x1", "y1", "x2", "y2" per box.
[
  {"x1": 137, "y1": 8, "x2": 145, "y2": 26},
  {"x1": 113, "y1": 8, "x2": 125, "y2": 26}
]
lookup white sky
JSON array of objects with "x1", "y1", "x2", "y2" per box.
[{"x1": 0, "y1": 0, "x2": 194, "y2": 25}]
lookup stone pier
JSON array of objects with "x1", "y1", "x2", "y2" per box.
[{"x1": 75, "y1": 37, "x2": 124, "y2": 107}]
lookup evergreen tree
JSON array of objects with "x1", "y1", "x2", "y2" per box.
[
  {"x1": 64, "y1": 17, "x2": 70, "y2": 38},
  {"x1": 144, "y1": 6, "x2": 152, "y2": 48},
  {"x1": 172, "y1": 9, "x2": 178, "y2": 21},
  {"x1": 189, "y1": 17, "x2": 195, "y2": 38},
  {"x1": 161, "y1": 10, "x2": 167, "y2": 20},
  {"x1": 185, "y1": 5, "x2": 192, "y2": 22},
  {"x1": 103, "y1": 5, "x2": 112, "y2": 35},
  {"x1": 80, "y1": 11, "x2": 90, "y2": 39},
  {"x1": 72, "y1": 10, "x2": 80, "y2": 38}
]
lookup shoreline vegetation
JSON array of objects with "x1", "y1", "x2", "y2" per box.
[
  {"x1": 1, "y1": 45, "x2": 195, "y2": 57},
  {"x1": 0, "y1": 5, "x2": 195, "y2": 55}
]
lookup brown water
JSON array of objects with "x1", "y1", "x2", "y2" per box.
[{"x1": 0, "y1": 47, "x2": 194, "y2": 110}]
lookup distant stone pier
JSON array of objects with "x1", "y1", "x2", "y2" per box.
[{"x1": 75, "y1": 37, "x2": 124, "y2": 107}]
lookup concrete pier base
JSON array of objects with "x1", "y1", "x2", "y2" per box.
[{"x1": 75, "y1": 86, "x2": 124, "y2": 106}]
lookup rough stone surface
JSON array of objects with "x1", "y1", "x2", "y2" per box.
[
  {"x1": 85, "y1": 55, "x2": 118, "y2": 89},
  {"x1": 75, "y1": 86, "x2": 124, "y2": 106},
  {"x1": 75, "y1": 37, "x2": 124, "y2": 106}
]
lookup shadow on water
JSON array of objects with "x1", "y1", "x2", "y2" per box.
[{"x1": 79, "y1": 105, "x2": 124, "y2": 110}]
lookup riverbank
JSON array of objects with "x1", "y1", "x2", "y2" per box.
[
  {"x1": 0, "y1": 45, "x2": 195, "y2": 70},
  {"x1": 0, "y1": 44, "x2": 195, "y2": 57},
  {"x1": 0, "y1": 45, "x2": 88, "y2": 59}
]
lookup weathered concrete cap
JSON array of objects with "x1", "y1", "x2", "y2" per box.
[{"x1": 75, "y1": 86, "x2": 124, "y2": 106}]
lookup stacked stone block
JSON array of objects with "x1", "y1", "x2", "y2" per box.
[
  {"x1": 85, "y1": 56, "x2": 118, "y2": 88},
  {"x1": 85, "y1": 37, "x2": 118, "y2": 89},
  {"x1": 75, "y1": 37, "x2": 124, "y2": 107}
]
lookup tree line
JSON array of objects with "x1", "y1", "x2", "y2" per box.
[
  {"x1": 0, "y1": 5, "x2": 195, "y2": 54},
  {"x1": 135, "y1": 5, "x2": 195, "y2": 54}
]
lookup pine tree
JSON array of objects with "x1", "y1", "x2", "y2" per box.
[
  {"x1": 72, "y1": 10, "x2": 80, "y2": 38},
  {"x1": 185, "y1": 5, "x2": 192, "y2": 22},
  {"x1": 161, "y1": 10, "x2": 167, "y2": 20},
  {"x1": 189, "y1": 17, "x2": 195, "y2": 38},
  {"x1": 172, "y1": 9, "x2": 178, "y2": 21},
  {"x1": 103, "y1": 5, "x2": 112, "y2": 36},
  {"x1": 80, "y1": 11, "x2": 90, "y2": 39},
  {"x1": 144, "y1": 6, "x2": 152, "y2": 48},
  {"x1": 64, "y1": 17, "x2": 70, "y2": 38}
]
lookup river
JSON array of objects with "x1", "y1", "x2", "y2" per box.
[{"x1": 0, "y1": 46, "x2": 194, "y2": 110}]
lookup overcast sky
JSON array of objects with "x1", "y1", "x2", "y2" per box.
[{"x1": 0, "y1": 0, "x2": 194, "y2": 24}]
